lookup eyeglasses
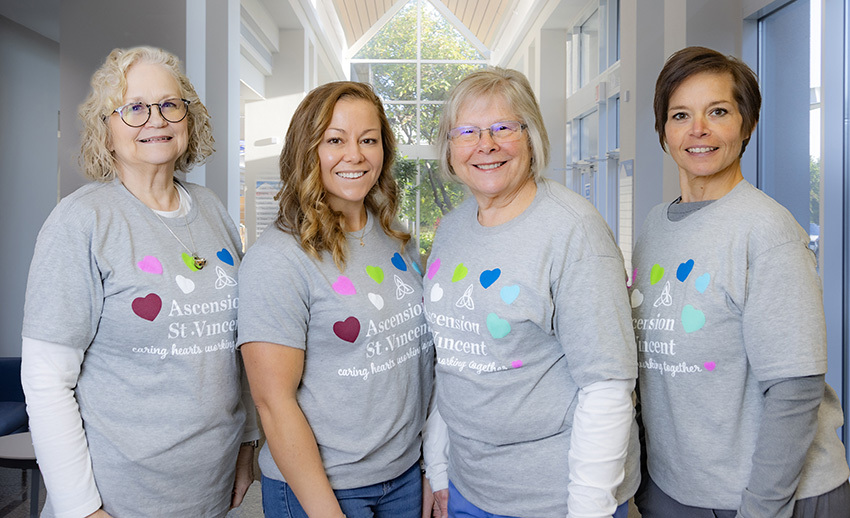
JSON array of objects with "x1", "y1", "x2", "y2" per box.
[
  {"x1": 447, "y1": 120, "x2": 527, "y2": 147},
  {"x1": 112, "y1": 98, "x2": 190, "y2": 127}
]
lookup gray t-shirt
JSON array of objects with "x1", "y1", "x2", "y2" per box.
[
  {"x1": 631, "y1": 179, "x2": 850, "y2": 509},
  {"x1": 423, "y1": 179, "x2": 640, "y2": 517},
  {"x1": 23, "y1": 178, "x2": 248, "y2": 517},
  {"x1": 237, "y1": 213, "x2": 434, "y2": 489}
]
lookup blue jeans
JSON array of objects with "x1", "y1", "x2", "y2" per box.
[
  {"x1": 261, "y1": 462, "x2": 422, "y2": 518},
  {"x1": 448, "y1": 480, "x2": 630, "y2": 518}
]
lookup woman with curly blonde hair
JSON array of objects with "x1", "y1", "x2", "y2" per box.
[
  {"x1": 238, "y1": 81, "x2": 434, "y2": 518},
  {"x1": 22, "y1": 46, "x2": 258, "y2": 517}
]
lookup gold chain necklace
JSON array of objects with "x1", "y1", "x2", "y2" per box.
[
  {"x1": 355, "y1": 225, "x2": 367, "y2": 246},
  {"x1": 153, "y1": 211, "x2": 206, "y2": 269}
]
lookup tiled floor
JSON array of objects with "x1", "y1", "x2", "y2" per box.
[
  {"x1": 0, "y1": 467, "x2": 44, "y2": 518},
  {"x1": 0, "y1": 468, "x2": 264, "y2": 518}
]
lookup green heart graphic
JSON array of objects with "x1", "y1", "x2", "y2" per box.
[
  {"x1": 681, "y1": 304, "x2": 706, "y2": 333},
  {"x1": 486, "y1": 313, "x2": 511, "y2": 339},
  {"x1": 452, "y1": 263, "x2": 468, "y2": 283},
  {"x1": 650, "y1": 264, "x2": 664, "y2": 285},
  {"x1": 182, "y1": 252, "x2": 200, "y2": 272},
  {"x1": 366, "y1": 265, "x2": 384, "y2": 284}
]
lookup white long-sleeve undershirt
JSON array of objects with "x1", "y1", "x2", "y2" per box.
[
  {"x1": 22, "y1": 336, "x2": 102, "y2": 518},
  {"x1": 422, "y1": 378, "x2": 634, "y2": 518}
]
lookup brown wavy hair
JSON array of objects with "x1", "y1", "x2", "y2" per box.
[
  {"x1": 78, "y1": 46, "x2": 214, "y2": 181},
  {"x1": 654, "y1": 46, "x2": 760, "y2": 157},
  {"x1": 275, "y1": 81, "x2": 409, "y2": 269}
]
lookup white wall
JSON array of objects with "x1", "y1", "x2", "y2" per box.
[
  {"x1": 619, "y1": 0, "x2": 668, "y2": 236},
  {"x1": 540, "y1": 28, "x2": 569, "y2": 183},
  {"x1": 0, "y1": 16, "x2": 60, "y2": 356},
  {"x1": 243, "y1": 28, "x2": 307, "y2": 246},
  {"x1": 57, "y1": 0, "x2": 187, "y2": 198},
  {"x1": 622, "y1": 0, "x2": 748, "y2": 240}
]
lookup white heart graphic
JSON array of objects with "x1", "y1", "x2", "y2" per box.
[
  {"x1": 368, "y1": 292, "x2": 384, "y2": 310},
  {"x1": 176, "y1": 275, "x2": 195, "y2": 294},
  {"x1": 630, "y1": 288, "x2": 644, "y2": 308},
  {"x1": 430, "y1": 283, "x2": 444, "y2": 302}
]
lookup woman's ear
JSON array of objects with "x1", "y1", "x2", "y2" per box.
[{"x1": 746, "y1": 121, "x2": 758, "y2": 140}]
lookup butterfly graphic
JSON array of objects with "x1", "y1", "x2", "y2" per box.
[
  {"x1": 215, "y1": 265, "x2": 237, "y2": 290},
  {"x1": 455, "y1": 284, "x2": 474, "y2": 310},
  {"x1": 394, "y1": 274, "x2": 414, "y2": 300}
]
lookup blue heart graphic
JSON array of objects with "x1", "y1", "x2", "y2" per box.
[
  {"x1": 216, "y1": 248, "x2": 234, "y2": 266},
  {"x1": 500, "y1": 285, "x2": 520, "y2": 304},
  {"x1": 391, "y1": 252, "x2": 407, "y2": 272},
  {"x1": 694, "y1": 273, "x2": 711, "y2": 293},
  {"x1": 480, "y1": 268, "x2": 501, "y2": 289},
  {"x1": 676, "y1": 259, "x2": 694, "y2": 282}
]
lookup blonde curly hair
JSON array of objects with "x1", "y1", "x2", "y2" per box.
[
  {"x1": 78, "y1": 46, "x2": 214, "y2": 181},
  {"x1": 275, "y1": 81, "x2": 410, "y2": 270}
]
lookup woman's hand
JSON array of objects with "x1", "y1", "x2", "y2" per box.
[
  {"x1": 230, "y1": 443, "x2": 255, "y2": 508},
  {"x1": 432, "y1": 488, "x2": 449, "y2": 518},
  {"x1": 421, "y1": 473, "x2": 434, "y2": 518}
]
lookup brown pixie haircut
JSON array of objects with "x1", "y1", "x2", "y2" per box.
[
  {"x1": 654, "y1": 46, "x2": 761, "y2": 157},
  {"x1": 275, "y1": 81, "x2": 409, "y2": 270}
]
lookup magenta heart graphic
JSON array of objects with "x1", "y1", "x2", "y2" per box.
[
  {"x1": 132, "y1": 293, "x2": 162, "y2": 321},
  {"x1": 427, "y1": 258, "x2": 441, "y2": 280},
  {"x1": 704, "y1": 361, "x2": 716, "y2": 371},
  {"x1": 332, "y1": 275, "x2": 357, "y2": 296},
  {"x1": 333, "y1": 317, "x2": 360, "y2": 343},
  {"x1": 137, "y1": 255, "x2": 163, "y2": 274}
]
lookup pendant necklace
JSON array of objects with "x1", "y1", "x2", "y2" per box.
[
  {"x1": 355, "y1": 225, "x2": 367, "y2": 246},
  {"x1": 153, "y1": 211, "x2": 206, "y2": 269}
]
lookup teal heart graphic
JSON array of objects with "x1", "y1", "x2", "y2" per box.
[
  {"x1": 486, "y1": 313, "x2": 511, "y2": 339},
  {"x1": 681, "y1": 304, "x2": 706, "y2": 333},
  {"x1": 694, "y1": 273, "x2": 710, "y2": 293},
  {"x1": 500, "y1": 285, "x2": 520, "y2": 304}
]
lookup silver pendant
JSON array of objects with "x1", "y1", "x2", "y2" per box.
[{"x1": 194, "y1": 256, "x2": 207, "y2": 270}]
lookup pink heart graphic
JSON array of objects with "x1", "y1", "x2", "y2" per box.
[
  {"x1": 137, "y1": 255, "x2": 163, "y2": 274},
  {"x1": 333, "y1": 317, "x2": 360, "y2": 343},
  {"x1": 704, "y1": 361, "x2": 716, "y2": 371},
  {"x1": 511, "y1": 360, "x2": 523, "y2": 369},
  {"x1": 132, "y1": 293, "x2": 162, "y2": 321},
  {"x1": 427, "y1": 258, "x2": 441, "y2": 280},
  {"x1": 332, "y1": 275, "x2": 357, "y2": 296}
]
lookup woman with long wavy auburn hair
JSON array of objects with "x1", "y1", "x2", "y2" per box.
[{"x1": 238, "y1": 81, "x2": 434, "y2": 518}]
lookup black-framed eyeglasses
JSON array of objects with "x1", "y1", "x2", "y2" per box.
[
  {"x1": 112, "y1": 98, "x2": 190, "y2": 127},
  {"x1": 447, "y1": 120, "x2": 528, "y2": 147}
]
